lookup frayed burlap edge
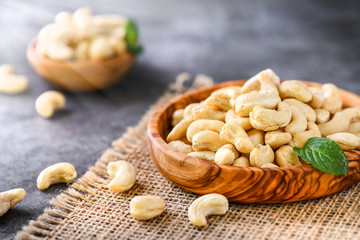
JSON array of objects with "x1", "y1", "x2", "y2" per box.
[{"x1": 15, "y1": 73, "x2": 213, "y2": 240}]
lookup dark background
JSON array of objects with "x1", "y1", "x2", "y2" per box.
[{"x1": 0, "y1": 0, "x2": 359, "y2": 239}]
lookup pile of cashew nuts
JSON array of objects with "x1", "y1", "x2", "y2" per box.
[
  {"x1": 167, "y1": 69, "x2": 360, "y2": 168},
  {"x1": 36, "y1": 7, "x2": 128, "y2": 61}
]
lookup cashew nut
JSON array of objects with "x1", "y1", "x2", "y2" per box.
[
  {"x1": 168, "y1": 140, "x2": 193, "y2": 154},
  {"x1": 285, "y1": 105, "x2": 307, "y2": 133},
  {"x1": 291, "y1": 123, "x2": 320, "y2": 148},
  {"x1": 192, "y1": 105, "x2": 225, "y2": 121},
  {"x1": 232, "y1": 155, "x2": 250, "y2": 167},
  {"x1": 327, "y1": 132, "x2": 360, "y2": 151},
  {"x1": 249, "y1": 144, "x2": 275, "y2": 167},
  {"x1": 308, "y1": 87, "x2": 325, "y2": 109},
  {"x1": 188, "y1": 193, "x2": 229, "y2": 227},
  {"x1": 171, "y1": 109, "x2": 184, "y2": 127},
  {"x1": 92, "y1": 14, "x2": 127, "y2": 35},
  {"x1": 74, "y1": 40, "x2": 90, "y2": 60},
  {"x1": 279, "y1": 80, "x2": 313, "y2": 103},
  {"x1": 265, "y1": 129, "x2": 292, "y2": 149},
  {"x1": 261, "y1": 163, "x2": 279, "y2": 168},
  {"x1": 130, "y1": 196, "x2": 165, "y2": 220},
  {"x1": 242, "y1": 69, "x2": 280, "y2": 94},
  {"x1": 184, "y1": 103, "x2": 200, "y2": 119},
  {"x1": 205, "y1": 86, "x2": 242, "y2": 111},
  {"x1": 166, "y1": 118, "x2": 194, "y2": 143},
  {"x1": 235, "y1": 91, "x2": 281, "y2": 117},
  {"x1": 186, "y1": 119, "x2": 225, "y2": 142},
  {"x1": 250, "y1": 102, "x2": 292, "y2": 131},
  {"x1": 318, "y1": 111, "x2": 350, "y2": 137},
  {"x1": 0, "y1": 188, "x2": 26, "y2": 217},
  {"x1": 214, "y1": 144, "x2": 239, "y2": 165},
  {"x1": 35, "y1": 91, "x2": 66, "y2": 118},
  {"x1": 247, "y1": 129, "x2": 265, "y2": 146},
  {"x1": 46, "y1": 24, "x2": 76, "y2": 60},
  {"x1": 54, "y1": 11, "x2": 73, "y2": 26},
  {"x1": 315, "y1": 109, "x2": 330, "y2": 124},
  {"x1": 220, "y1": 121, "x2": 255, "y2": 153},
  {"x1": 37, "y1": 162, "x2": 77, "y2": 190},
  {"x1": 192, "y1": 130, "x2": 228, "y2": 152},
  {"x1": 89, "y1": 36, "x2": 116, "y2": 60},
  {"x1": 0, "y1": 64, "x2": 29, "y2": 94},
  {"x1": 342, "y1": 107, "x2": 360, "y2": 122},
  {"x1": 107, "y1": 160, "x2": 136, "y2": 192},
  {"x1": 72, "y1": 7, "x2": 93, "y2": 40},
  {"x1": 283, "y1": 98, "x2": 316, "y2": 122},
  {"x1": 275, "y1": 145, "x2": 301, "y2": 167},
  {"x1": 225, "y1": 110, "x2": 252, "y2": 131},
  {"x1": 188, "y1": 151, "x2": 215, "y2": 162},
  {"x1": 322, "y1": 83, "x2": 342, "y2": 114},
  {"x1": 348, "y1": 121, "x2": 360, "y2": 135}
]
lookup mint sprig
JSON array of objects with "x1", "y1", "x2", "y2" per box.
[
  {"x1": 293, "y1": 137, "x2": 348, "y2": 175},
  {"x1": 125, "y1": 19, "x2": 143, "y2": 55}
]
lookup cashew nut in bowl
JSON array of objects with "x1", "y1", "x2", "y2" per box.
[
  {"x1": 235, "y1": 91, "x2": 281, "y2": 117},
  {"x1": 89, "y1": 36, "x2": 116, "y2": 60},
  {"x1": 130, "y1": 196, "x2": 165, "y2": 220},
  {"x1": 107, "y1": 160, "x2": 136, "y2": 192},
  {"x1": 0, "y1": 188, "x2": 26, "y2": 217},
  {"x1": 318, "y1": 111, "x2": 350, "y2": 137},
  {"x1": 192, "y1": 130, "x2": 228, "y2": 152},
  {"x1": 186, "y1": 119, "x2": 225, "y2": 143},
  {"x1": 308, "y1": 87, "x2": 325, "y2": 109},
  {"x1": 232, "y1": 155, "x2": 250, "y2": 167},
  {"x1": 46, "y1": 24, "x2": 76, "y2": 60},
  {"x1": 215, "y1": 144, "x2": 239, "y2": 165},
  {"x1": 0, "y1": 64, "x2": 29, "y2": 94},
  {"x1": 205, "y1": 87, "x2": 242, "y2": 111},
  {"x1": 315, "y1": 109, "x2": 330, "y2": 124},
  {"x1": 166, "y1": 118, "x2": 194, "y2": 143},
  {"x1": 249, "y1": 102, "x2": 292, "y2": 131},
  {"x1": 249, "y1": 144, "x2": 275, "y2": 167},
  {"x1": 275, "y1": 145, "x2": 301, "y2": 167},
  {"x1": 285, "y1": 105, "x2": 307, "y2": 133},
  {"x1": 188, "y1": 151, "x2": 215, "y2": 162},
  {"x1": 327, "y1": 132, "x2": 360, "y2": 151},
  {"x1": 191, "y1": 105, "x2": 226, "y2": 121},
  {"x1": 37, "y1": 162, "x2": 77, "y2": 190},
  {"x1": 54, "y1": 11, "x2": 73, "y2": 26},
  {"x1": 188, "y1": 193, "x2": 229, "y2": 227},
  {"x1": 279, "y1": 80, "x2": 313, "y2": 103},
  {"x1": 261, "y1": 163, "x2": 279, "y2": 168},
  {"x1": 283, "y1": 98, "x2": 316, "y2": 122},
  {"x1": 247, "y1": 129, "x2": 265, "y2": 146},
  {"x1": 348, "y1": 121, "x2": 360, "y2": 135},
  {"x1": 242, "y1": 68, "x2": 280, "y2": 94},
  {"x1": 171, "y1": 109, "x2": 184, "y2": 127},
  {"x1": 225, "y1": 110, "x2": 252, "y2": 130},
  {"x1": 265, "y1": 130, "x2": 292, "y2": 149},
  {"x1": 322, "y1": 83, "x2": 342, "y2": 114},
  {"x1": 168, "y1": 140, "x2": 193, "y2": 154},
  {"x1": 220, "y1": 121, "x2": 255, "y2": 153},
  {"x1": 35, "y1": 91, "x2": 66, "y2": 118}
]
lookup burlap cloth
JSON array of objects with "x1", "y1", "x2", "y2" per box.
[{"x1": 16, "y1": 75, "x2": 360, "y2": 240}]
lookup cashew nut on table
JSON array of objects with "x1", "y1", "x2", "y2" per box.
[{"x1": 166, "y1": 69, "x2": 360, "y2": 168}]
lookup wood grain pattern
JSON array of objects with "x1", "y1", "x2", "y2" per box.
[
  {"x1": 147, "y1": 80, "x2": 360, "y2": 203},
  {"x1": 27, "y1": 40, "x2": 135, "y2": 92}
]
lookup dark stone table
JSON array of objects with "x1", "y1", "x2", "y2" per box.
[{"x1": 0, "y1": 0, "x2": 359, "y2": 239}]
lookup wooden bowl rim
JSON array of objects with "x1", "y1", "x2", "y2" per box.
[
  {"x1": 148, "y1": 79, "x2": 360, "y2": 175},
  {"x1": 27, "y1": 39, "x2": 135, "y2": 65}
]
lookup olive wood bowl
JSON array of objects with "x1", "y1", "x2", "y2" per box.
[
  {"x1": 147, "y1": 80, "x2": 360, "y2": 203},
  {"x1": 27, "y1": 40, "x2": 135, "y2": 91}
]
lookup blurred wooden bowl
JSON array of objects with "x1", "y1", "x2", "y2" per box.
[
  {"x1": 27, "y1": 40, "x2": 135, "y2": 91},
  {"x1": 147, "y1": 80, "x2": 360, "y2": 203}
]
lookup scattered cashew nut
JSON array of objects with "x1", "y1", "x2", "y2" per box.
[
  {"x1": 130, "y1": 196, "x2": 165, "y2": 220},
  {"x1": 188, "y1": 193, "x2": 229, "y2": 227},
  {"x1": 35, "y1": 91, "x2": 66, "y2": 118},
  {"x1": 0, "y1": 64, "x2": 29, "y2": 94},
  {"x1": 37, "y1": 162, "x2": 77, "y2": 190},
  {"x1": 107, "y1": 160, "x2": 136, "y2": 192},
  {"x1": 0, "y1": 188, "x2": 26, "y2": 217}
]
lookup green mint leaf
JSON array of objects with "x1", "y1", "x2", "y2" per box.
[
  {"x1": 293, "y1": 137, "x2": 348, "y2": 175},
  {"x1": 125, "y1": 19, "x2": 143, "y2": 55}
]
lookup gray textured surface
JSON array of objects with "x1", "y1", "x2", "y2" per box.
[{"x1": 0, "y1": 0, "x2": 359, "y2": 239}]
